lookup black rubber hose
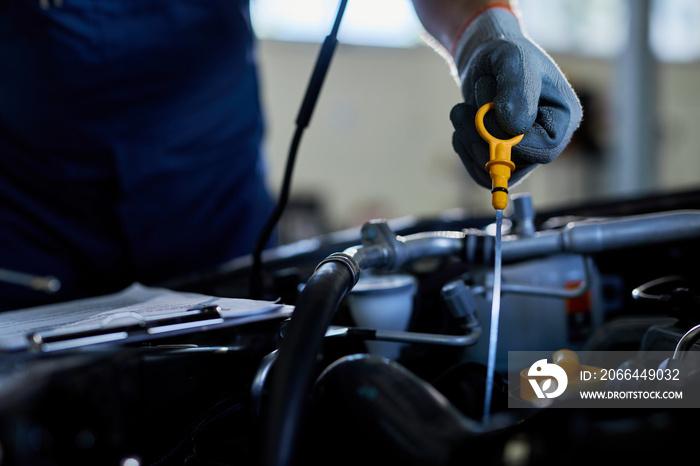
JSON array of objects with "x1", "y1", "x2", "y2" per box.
[
  {"x1": 308, "y1": 355, "x2": 481, "y2": 465},
  {"x1": 263, "y1": 260, "x2": 356, "y2": 466}
]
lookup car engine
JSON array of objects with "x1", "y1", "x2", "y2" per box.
[{"x1": 1, "y1": 188, "x2": 699, "y2": 465}]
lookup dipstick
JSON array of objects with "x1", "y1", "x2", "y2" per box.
[{"x1": 475, "y1": 102, "x2": 524, "y2": 422}]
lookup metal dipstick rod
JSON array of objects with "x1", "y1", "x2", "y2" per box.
[{"x1": 475, "y1": 102, "x2": 524, "y2": 423}]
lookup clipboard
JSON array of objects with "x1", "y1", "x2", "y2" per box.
[{"x1": 0, "y1": 283, "x2": 292, "y2": 354}]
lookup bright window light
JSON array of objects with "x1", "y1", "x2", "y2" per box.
[
  {"x1": 250, "y1": 0, "x2": 425, "y2": 48},
  {"x1": 520, "y1": 0, "x2": 700, "y2": 63},
  {"x1": 251, "y1": 0, "x2": 700, "y2": 62},
  {"x1": 651, "y1": 0, "x2": 700, "y2": 63},
  {"x1": 519, "y1": 0, "x2": 628, "y2": 59}
]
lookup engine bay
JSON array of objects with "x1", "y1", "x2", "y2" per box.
[{"x1": 1, "y1": 188, "x2": 699, "y2": 465}]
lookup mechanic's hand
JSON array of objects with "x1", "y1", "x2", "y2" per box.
[{"x1": 450, "y1": 6, "x2": 582, "y2": 189}]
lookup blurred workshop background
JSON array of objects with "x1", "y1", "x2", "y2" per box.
[{"x1": 250, "y1": 0, "x2": 700, "y2": 244}]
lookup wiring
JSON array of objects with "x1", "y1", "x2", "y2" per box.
[{"x1": 250, "y1": 0, "x2": 349, "y2": 299}]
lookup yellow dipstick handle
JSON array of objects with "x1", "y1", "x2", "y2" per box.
[{"x1": 475, "y1": 102, "x2": 524, "y2": 210}]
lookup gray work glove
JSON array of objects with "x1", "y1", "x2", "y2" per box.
[{"x1": 450, "y1": 7, "x2": 582, "y2": 189}]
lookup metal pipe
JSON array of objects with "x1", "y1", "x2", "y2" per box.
[
  {"x1": 673, "y1": 324, "x2": 700, "y2": 361},
  {"x1": 344, "y1": 245, "x2": 390, "y2": 271},
  {"x1": 327, "y1": 326, "x2": 481, "y2": 347},
  {"x1": 344, "y1": 229, "x2": 466, "y2": 272},
  {"x1": 502, "y1": 210, "x2": 700, "y2": 263},
  {"x1": 401, "y1": 231, "x2": 466, "y2": 262},
  {"x1": 0, "y1": 267, "x2": 61, "y2": 293},
  {"x1": 363, "y1": 328, "x2": 480, "y2": 347},
  {"x1": 346, "y1": 211, "x2": 700, "y2": 271}
]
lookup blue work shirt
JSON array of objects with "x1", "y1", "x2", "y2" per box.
[{"x1": 0, "y1": 0, "x2": 273, "y2": 310}]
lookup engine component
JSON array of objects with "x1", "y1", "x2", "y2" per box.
[
  {"x1": 346, "y1": 272, "x2": 417, "y2": 359},
  {"x1": 305, "y1": 354, "x2": 484, "y2": 466}
]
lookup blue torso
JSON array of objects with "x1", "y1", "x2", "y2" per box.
[{"x1": 0, "y1": 0, "x2": 273, "y2": 309}]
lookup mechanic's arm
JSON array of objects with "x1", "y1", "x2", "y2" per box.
[{"x1": 412, "y1": 0, "x2": 582, "y2": 188}]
